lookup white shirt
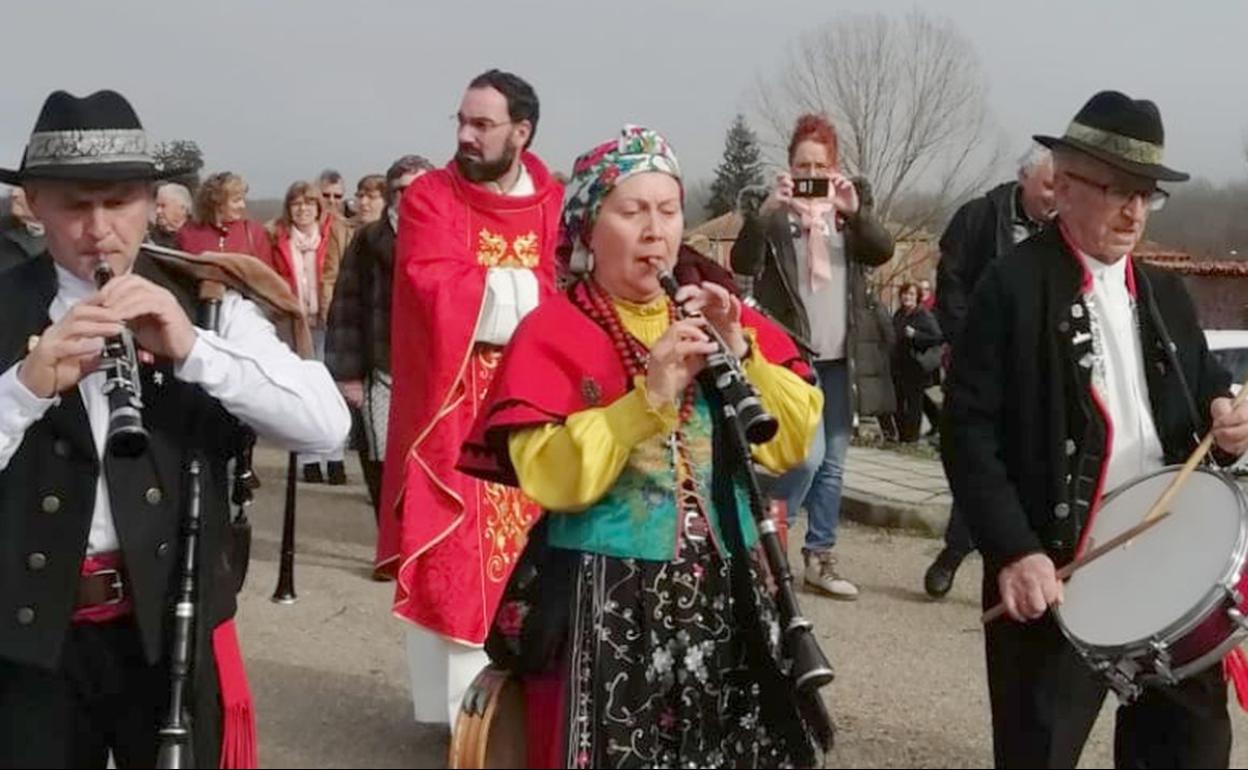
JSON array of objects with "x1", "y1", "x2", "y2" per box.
[
  {"x1": 474, "y1": 163, "x2": 541, "y2": 346},
  {"x1": 0, "y1": 264, "x2": 352, "y2": 553},
  {"x1": 1080, "y1": 253, "x2": 1167, "y2": 495}
]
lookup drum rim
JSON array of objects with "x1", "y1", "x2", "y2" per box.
[{"x1": 1055, "y1": 464, "x2": 1248, "y2": 658}]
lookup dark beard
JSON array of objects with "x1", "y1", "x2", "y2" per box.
[{"x1": 455, "y1": 143, "x2": 517, "y2": 183}]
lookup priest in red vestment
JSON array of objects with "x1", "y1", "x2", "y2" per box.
[{"x1": 377, "y1": 69, "x2": 562, "y2": 725}]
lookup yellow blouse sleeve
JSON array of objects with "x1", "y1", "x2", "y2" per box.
[
  {"x1": 742, "y1": 334, "x2": 824, "y2": 474},
  {"x1": 507, "y1": 379, "x2": 679, "y2": 512}
]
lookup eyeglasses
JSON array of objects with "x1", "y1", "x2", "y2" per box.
[
  {"x1": 322, "y1": 192, "x2": 344, "y2": 200},
  {"x1": 1062, "y1": 170, "x2": 1169, "y2": 212},
  {"x1": 451, "y1": 113, "x2": 513, "y2": 133}
]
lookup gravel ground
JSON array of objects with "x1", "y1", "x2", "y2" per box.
[{"x1": 235, "y1": 449, "x2": 1248, "y2": 768}]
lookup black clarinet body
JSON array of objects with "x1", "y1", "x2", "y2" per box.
[
  {"x1": 93, "y1": 260, "x2": 149, "y2": 457},
  {"x1": 156, "y1": 458, "x2": 203, "y2": 769},
  {"x1": 656, "y1": 267, "x2": 836, "y2": 749}
]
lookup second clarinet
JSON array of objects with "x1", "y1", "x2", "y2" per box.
[{"x1": 93, "y1": 258, "x2": 149, "y2": 457}]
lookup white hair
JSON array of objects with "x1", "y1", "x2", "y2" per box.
[
  {"x1": 157, "y1": 182, "x2": 193, "y2": 211},
  {"x1": 1017, "y1": 144, "x2": 1053, "y2": 177}
]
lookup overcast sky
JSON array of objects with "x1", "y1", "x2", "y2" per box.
[{"x1": 2, "y1": 0, "x2": 1246, "y2": 197}]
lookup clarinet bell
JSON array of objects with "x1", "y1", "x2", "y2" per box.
[
  {"x1": 788, "y1": 628, "x2": 835, "y2": 693},
  {"x1": 106, "y1": 410, "x2": 149, "y2": 458}
]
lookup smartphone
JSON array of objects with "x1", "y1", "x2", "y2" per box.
[{"x1": 792, "y1": 177, "x2": 829, "y2": 198}]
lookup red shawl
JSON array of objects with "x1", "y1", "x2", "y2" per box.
[{"x1": 460, "y1": 281, "x2": 812, "y2": 486}]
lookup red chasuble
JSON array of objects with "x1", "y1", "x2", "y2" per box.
[
  {"x1": 377, "y1": 153, "x2": 562, "y2": 644},
  {"x1": 459, "y1": 281, "x2": 812, "y2": 487}
]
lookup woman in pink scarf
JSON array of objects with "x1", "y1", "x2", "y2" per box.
[
  {"x1": 731, "y1": 113, "x2": 895, "y2": 601},
  {"x1": 271, "y1": 180, "x2": 352, "y2": 483}
]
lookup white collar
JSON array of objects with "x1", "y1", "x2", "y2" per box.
[
  {"x1": 54, "y1": 262, "x2": 101, "y2": 302},
  {"x1": 1081, "y1": 251, "x2": 1129, "y2": 287}
]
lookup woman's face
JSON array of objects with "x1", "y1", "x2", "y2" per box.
[
  {"x1": 356, "y1": 189, "x2": 385, "y2": 223},
  {"x1": 289, "y1": 196, "x2": 319, "y2": 230},
  {"x1": 900, "y1": 286, "x2": 918, "y2": 310},
  {"x1": 589, "y1": 172, "x2": 683, "y2": 304},
  {"x1": 790, "y1": 140, "x2": 835, "y2": 179},
  {"x1": 219, "y1": 187, "x2": 247, "y2": 224}
]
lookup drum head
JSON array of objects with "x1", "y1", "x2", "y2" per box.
[{"x1": 1058, "y1": 468, "x2": 1246, "y2": 650}]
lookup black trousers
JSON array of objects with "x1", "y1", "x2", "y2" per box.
[
  {"x1": 922, "y1": 391, "x2": 941, "y2": 434},
  {"x1": 942, "y1": 502, "x2": 976, "y2": 555},
  {"x1": 893, "y1": 373, "x2": 926, "y2": 442},
  {"x1": 985, "y1": 594, "x2": 1231, "y2": 769},
  {"x1": 0, "y1": 618, "x2": 221, "y2": 769},
  {"x1": 350, "y1": 406, "x2": 384, "y2": 522}
]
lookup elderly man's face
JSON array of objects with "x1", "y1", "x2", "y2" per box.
[
  {"x1": 320, "y1": 181, "x2": 346, "y2": 215},
  {"x1": 1055, "y1": 153, "x2": 1157, "y2": 263},
  {"x1": 1019, "y1": 158, "x2": 1056, "y2": 223},
  {"x1": 25, "y1": 180, "x2": 152, "y2": 280},
  {"x1": 154, "y1": 187, "x2": 189, "y2": 232}
]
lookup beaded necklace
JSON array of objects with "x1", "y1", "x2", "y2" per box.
[{"x1": 570, "y1": 279, "x2": 712, "y2": 547}]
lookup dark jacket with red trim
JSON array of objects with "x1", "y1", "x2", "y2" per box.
[{"x1": 941, "y1": 225, "x2": 1232, "y2": 586}]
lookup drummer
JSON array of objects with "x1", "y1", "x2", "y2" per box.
[{"x1": 943, "y1": 90, "x2": 1248, "y2": 768}]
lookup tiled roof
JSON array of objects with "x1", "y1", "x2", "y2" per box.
[{"x1": 1145, "y1": 259, "x2": 1248, "y2": 277}]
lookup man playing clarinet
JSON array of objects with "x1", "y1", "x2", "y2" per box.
[{"x1": 0, "y1": 90, "x2": 350, "y2": 767}]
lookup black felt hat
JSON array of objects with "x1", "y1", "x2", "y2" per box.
[
  {"x1": 0, "y1": 90, "x2": 187, "y2": 185},
  {"x1": 1034, "y1": 90, "x2": 1188, "y2": 182}
]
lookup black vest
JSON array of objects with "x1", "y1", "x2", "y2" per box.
[{"x1": 0, "y1": 254, "x2": 240, "y2": 669}]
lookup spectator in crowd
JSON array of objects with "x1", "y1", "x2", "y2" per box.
[
  {"x1": 731, "y1": 112, "x2": 895, "y2": 601},
  {"x1": 318, "y1": 168, "x2": 348, "y2": 220},
  {"x1": 327, "y1": 155, "x2": 434, "y2": 520},
  {"x1": 915, "y1": 277, "x2": 942, "y2": 438},
  {"x1": 891, "y1": 282, "x2": 943, "y2": 443},
  {"x1": 353, "y1": 174, "x2": 386, "y2": 225},
  {"x1": 271, "y1": 180, "x2": 352, "y2": 484},
  {"x1": 924, "y1": 144, "x2": 1056, "y2": 599},
  {"x1": 919, "y1": 277, "x2": 936, "y2": 310},
  {"x1": 0, "y1": 186, "x2": 44, "y2": 270},
  {"x1": 148, "y1": 182, "x2": 192, "y2": 249},
  {"x1": 176, "y1": 171, "x2": 274, "y2": 264}
]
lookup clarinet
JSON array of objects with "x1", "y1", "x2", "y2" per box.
[
  {"x1": 656, "y1": 267, "x2": 837, "y2": 749},
  {"x1": 93, "y1": 259, "x2": 149, "y2": 457},
  {"x1": 654, "y1": 270, "x2": 778, "y2": 444},
  {"x1": 156, "y1": 458, "x2": 203, "y2": 769}
]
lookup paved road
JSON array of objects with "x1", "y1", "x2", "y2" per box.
[{"x1": 235, "y1": 449, "x2": 1248, "y2": 768}]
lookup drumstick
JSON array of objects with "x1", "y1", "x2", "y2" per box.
[
  {"x1": 982, "y1": 375, "x2": 1248, "y2": 625},
  {"x1": 979, "y1": 509, "x2": 1174, "y2": 624}
]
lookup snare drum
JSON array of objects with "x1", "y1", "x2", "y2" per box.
[
  {"x1": 448, "y1": 666, "x2": 527, "y2": 769},
  {"x1": 1057, "y1": 466, "x2": 1248, "y2": 699}
]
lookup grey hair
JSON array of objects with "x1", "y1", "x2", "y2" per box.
[
  {"x1": 1017, "y1": 144, "x2": 1053, "y2": 176},
  {"x1": 156, "y1": 182, "x2": 193, "y2": 211}
]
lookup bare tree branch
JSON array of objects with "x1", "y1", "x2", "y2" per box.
[{"x1": 752, "y1": 9, "x2": 1004, "y2": 244}]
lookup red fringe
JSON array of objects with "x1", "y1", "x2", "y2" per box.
[
  {"x1": 213, "y1": 620, "x2": 257, "y2": 769},
  {"x1": 1224, "y1": 646, "x2": 1248, "y2": 713},
  {"x1": 525, "y1": 672, "x2": 565, "y2": 769}
]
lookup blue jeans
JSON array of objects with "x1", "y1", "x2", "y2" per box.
[{"x1": 767, "y1": 360, "x2": 851, "y2": 552}]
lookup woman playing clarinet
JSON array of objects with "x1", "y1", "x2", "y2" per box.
[{"x1": 459, "y1": 126, "x2": 827, "y2": 768}]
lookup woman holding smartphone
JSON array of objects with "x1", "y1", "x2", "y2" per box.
[{"x1": 731, "y1": 113, "x2": 895, "y2": 600}]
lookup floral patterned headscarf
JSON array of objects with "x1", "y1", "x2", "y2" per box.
[{"x1": 558, "y1": 125, "x2": 682, "y2": 275}]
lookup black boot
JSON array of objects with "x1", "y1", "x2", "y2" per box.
[
  {"x1": 303, "y1": 462, "x2": 324, "y2": 484},
  {"x1": 924, "y1": 547, "x2": 966, "y2": 598},
  {"x1": 327, "y1": 461, "x2": 348, "y2": 486}
]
